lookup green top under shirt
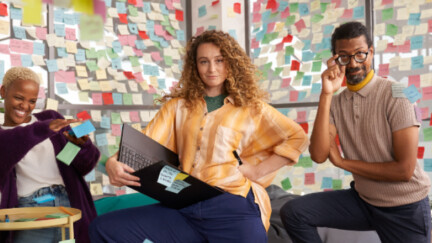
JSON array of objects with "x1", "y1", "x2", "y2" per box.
[{"x1": 204, "y1": 94, "x2": 228, "y2": 113}]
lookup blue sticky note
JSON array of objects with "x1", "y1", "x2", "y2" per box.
[
  {"x1": 208, "y1": 25, "x2": 217, "y2": 30},
  {"x1": 21, "y1": 55, "x2": 32, "y2": 67},
  {"x1": 176, "y1": 30, "x2": 185, "y2": 41},
  {"x1": 299, "y1": 3, "x2": 310, "y2": 16},
  {"x1": 143, "y1": 239, "x2": 154, "y2": 243},
  {"x1": 128, "y1": 23, "x2": 138, "y2": 34},
  {"x1": 13, "y1": 26, "x2": 26, "y2": 39},
  {"x1": 411, "y1": 56, "x2": 424, "y2": 70},
  {"x1": 277, "y1": 108, "x2": 290, "y2": 116},
  {"x1": 302, "y1": 39, "x2": 311, "y2": 50},
  {"x1": 72, "y1": 120, "x2": 96, "y2": 138},
  {"x1": 253, "y1": 48, "x2": 261, "y2": 58},
  {"x1": 142, "y1": 2, "x2": 151, "y2": 13},
  {"x1": 311, "y1": 83, "x2": 322, "y2": 94},
  {"x1": 112, "y1": 93, "x2": 123, "y2": 105},
  {"x1": 54, "y1": 24, "x2": 66, "y2": 37},
  {"x1": 76, "y1": 49, "x2": 86, "y2": 61},
  {"x1": 143, "y1": 65, "x2": 159, "y2": 76},
  {"x1": 323, "y1": 25, "x2": 334, "y2": 35},
  {"x1": 157, "y1": 79, "x2": 166, "y2": 89},
  {"x1": 112, "y1": 41, "x2": 122, "y2": 53},
  {"x1": 321, "y1": 37, "x2": 331, "y2": 49},
  {"x1": 198, "y1": 5, "x2": 207, "y2": 17},
  {"x1": 261, "y1": 10, "x2": 271, "y2": 22},
  {"x1": 56, "y1": 83, "x2": 68, "y2": 94},
  {"x1": 302, "y1": 51, "x2": 314, "y2": 62},
  {"x1": 33, "y1": 42, "x2": 45, "y2": 55},
  {"x1": 10, "y1": 6, "x2": 22, "y2": 20},
  {"x1": 410, "y1": 36, "x2": 423, "y2": 50},
  {"x1": 104, "y1": 0, "x2": 112, "y2": 7},
  {"x1": 146, "y1": 20, "x2": 155, "y2": 31},
  {"x1": 298, "y1": 91, "x2": 307, "y2": 101},
  {"x1": 160, "y1": 4, "x2": 169, "y2": 15},
  {"x1": 285, "y1": 55, "x2": 291, "y2": 65},
  {"x1": 321, "y1": 177, "x2": 332, "y2": 189},
  {"x1": 95, "y1": 133, "x2": 108, "y2": 147},
  {"x1": 353, "y1": 6, "x2": 365, "y2": 19},
  {"x1": 278, "y1": 1, "x2": 289, "y2": 12},
  {"x1": 344, "y1": 170, "x2": 352, "y2": 176},
  {"x1": 100, "y1": 116, "x2": 111, "y2": 129},
  {"x1": 46, "y1": 59, "x2": 59, "y2": 72},
  {"x1": 403, "y1": 85, "x2": 422, "y2": 103},
  {"x1": 111, "y1": 58, "x2": 122, "y2": 69},
  {"x1": 84, "y1": 169, "x2": 96, "y2": 182},
  {"x1": 255, "y1": 29, "x2": 266, "y2": 42},
  {"x1": 33, "y1": 194, "x2": 56, "y2": 204},
  {"x1": 54, "y1": 9, "x2": 64, "y2": 22},
  {"x1": 57, "y1": 47, "x2": 67, "y2": 57},
  {"x1": 408, "y1": 13, "x2": 420, "y2": 26},
  {"x1": 135, "y1": 40, "x2": 146, "y2": 50},
  {"x1": 116, "y1": 2, "x2": 127, "y2": 13},
  {"x1": 302, "y1": 76, "x2": 312, "y2": 86},
  {"x1": 424, "y1": 159, "x2": 432, "y2": 172},
  {"x1": 160, "y1": 39, "x2": 169, "y2": 48},
  {"x1": 228, "y1": 29, "x2": 237, "y2": 40},
  {"x1": 63, "y1": 14, "x2": 76, "y2": 25}
]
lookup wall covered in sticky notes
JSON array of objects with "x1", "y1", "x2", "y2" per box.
[{"x1": 250, "y1": 0, "x2": 432, "y2": 198}]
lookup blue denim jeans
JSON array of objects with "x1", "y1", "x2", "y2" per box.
[{"x1": 13, "y1": 185, "x2": 71, "y2": 243}]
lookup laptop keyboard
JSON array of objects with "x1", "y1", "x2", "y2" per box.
[{"x1": 120, "y1": 146, "x2": 154, "y2": 170}]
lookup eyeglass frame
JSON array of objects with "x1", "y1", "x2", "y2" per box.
[{"x1": 336, "y1": 51, "x2": 369, "y2": 66}]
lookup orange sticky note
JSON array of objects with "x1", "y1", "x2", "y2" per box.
[
  {"x1": 233, "y1": 3, "x2": 241, "y2": 14},
  {"x1": 102, "y1": 93, "x2": 114, "y2": 105},
  {"x1": 417, "y1": 147, "x2": 425, "y2": 159},
  {"x1": 175, "y1": 10, "x2": 183, "y2": 21}
]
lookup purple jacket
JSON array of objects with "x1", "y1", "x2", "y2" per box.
[{"x1": 0, "y1": 110, "x2": 100, "y2": 243}]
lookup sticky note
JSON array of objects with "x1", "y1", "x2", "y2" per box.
[
  {"x1": 424, "y1": 127, "x2": 432, "y2": 141},
  {"x1": 45, "y1": 213, "x2": 69, "y2": 218},
  {"x1": 424, "y1": 159, "x2": 432, "y2": 172},
  {"x1": 403, "y1": 85, "x2": 421, "y2": 103},
  {"x1": 281, "y1": 177, "x2": 292, "y2": 190},
  {"x1": 79, "y1": 15, "x2": 103, "y2": 41},
  {"x1": 158, "y1": 165, "x2": 180, "y2": 187},
  {"x1": 391, "y1": 82, "x2": 406, "y2": 98},
  {"x1": 100, "y1": 116, "x2": 111, "y2": 129},
  {"x1": 56, "y1": 142, "x2": 81, "y2": 165},
  {"x1": 33, "y1": 194, "x2": 56, "y2": 204},
  {"x1": 332, "y1": 179, "x2": 342, "y2": 190},
  {"x1": 71, "y1": 120, "x2": 96, "y2": 138},
  {"x1": 166, "y1": 180, "x2": 190, "y2": 194},
  {"x1": 321, "y1": 177, "x2": 333, "y2": 189},
  {"x1": 198, "y1": 5, "x2": 207, "y2": 17}
]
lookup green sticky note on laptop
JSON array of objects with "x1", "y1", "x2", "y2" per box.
[{"x1": 56, "y1": 142, "x2": 81, "y2": 165}]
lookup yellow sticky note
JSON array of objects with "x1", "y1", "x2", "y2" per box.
[
  {"x1": 174, "y1": 173, "x2": 189, "y2": 181},
  {"x1": 23, "y1": 0, "x2": 43, "y2": 25},
  {"x1": 73, "y1": 0, "x2": 94, "y2": 14},
  {"x1": 46, "y1": 98, "x2": 59, "y2": 111}
]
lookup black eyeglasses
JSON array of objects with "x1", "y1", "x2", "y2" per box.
[{"x1": 337, "y1": 52, "x2": 369, "y2": 66}]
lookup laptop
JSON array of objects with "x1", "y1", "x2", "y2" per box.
[{"x1": 118, "y1": 124, "x2": 224, "y2": 209}]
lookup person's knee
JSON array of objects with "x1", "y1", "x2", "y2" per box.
[
  {"x1": 280, "y1": 198, "x2": 305, "y2": 227},
  {"x1": 89, "y1": 216, "x2": 105, "y2": 238}
]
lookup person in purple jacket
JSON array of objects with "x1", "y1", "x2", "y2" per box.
[{"x1": 0, "y1": 67, "x2": 100, "y2": 243}]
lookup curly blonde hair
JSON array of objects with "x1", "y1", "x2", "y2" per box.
[
  {"x1": 158, "y1": 30, "x2": 268, "y2": 109},
  {"x1": 2, "y1": 67, "x2": 40, "y2": 89}
]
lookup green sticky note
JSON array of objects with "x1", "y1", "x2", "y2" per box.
[
  {"x1": 386, "y1": 24, "x2": 398, "y2": 36},
  {"x1": 128, "y1": 5, "x2": 138, "y2": 16},
  {"x1": 262, "y1": 33, "x2": 278, "y2": 44},
  {"x1": 382, "y1": 8, "x2": 394, "y2": 21},
  {"x1": 290, "y1": 3, "x2": 299, "y2": 12},
  {"x1": 285, "y1": 46, "x2": 294, "y2": 56},
  {"x1": 274, "y1": 67, "x2": 283, "y2": 76},
  {"x1": 270, "y1": 12, "x2": 279, "y2": 19},
  {"x1": 166, "y1": 26, "x2": 176, "y2": 36},
  {"x1": 312, "y1": 61, "x2": 322, "y2": 72},
  {"x1": 320, "y1": 3, "x2": 329, "y2": 13},
  {"x1": 423, "y1": 127, "x2": 432, "y2": 141},
  {"x1": 97, "y1": 50, "x2": 106, "y2": 59},
  {"x1": 281, "y1": 177, "x2": 292, "y2": 190},
  {"x1": 320, "y1": 50, "x2": 332, "y2": 59},
  {"x1": 311, "y1": 14, "x2": 324, "y2": 23},
  {"x1": 129, "y1": 56, "x2": 140, "y2": 67},
  {"x1": 161, "y1": 15, "x2": 170, "y2": 26},
  {"x1": 164, "y1": 56, "x2": 173, "y2": 66},
  {"x1": 295, "y1": 156, "x2": 313, "y2": 168},
  {"x1": 79, "y1": 14, "x2": 104, "y2": 41},
  {"x1": 262, "y1": 62, "x2": 272, "y2": 71},
  {"x1": 111, "y1": 112, "x2": 122, "y2": 124},
  {"x1": 295, "y1": 72, "x2": 304, "y2": 81},
  {"x1": 56, "y1": 142, "x2": 81, "y2": 166},
  {"x1": 108, "y1": 145, "x2": 119, "y2": 157},
  {"x1": 86, "y1": 60, "x2": 98, "y2": 72},
  {"x1": 123, "y1": 93, "x2": 133, "y2": 105},
  {"x1": 332, "y1": 179, "x2": 342, "y2": 190},
  {"x1": 106, "y1": 48, "x2": 118, "y2": 59},
  {"x1": 99, "y1": 154, "x2": 109, "y2": 166},
  {"x1": 285, "y1": 15, "x2": 296, "y2": 25},
  {"x1": 86, "y1": 48, "x2": 97, "y2": 59}
]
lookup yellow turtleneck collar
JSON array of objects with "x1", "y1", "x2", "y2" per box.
[{"x1": 346, "y1": 70, "x2": 374, "y2": 92}]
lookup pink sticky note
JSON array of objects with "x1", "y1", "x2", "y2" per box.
[
  {"x1": 154, "y1": 24, "x2": 165, "y2": 36},
  {"x1": 55, "y1": 71, "x2": 76, "y2": 83},
  {"x1": 428, "y1": 20, "x2": 432, "y2": 33},
  {"x1": 92, "y1": 93, "x2": 103, "y2": 105},
  {"x1": 118, "y1": 35, "x2": 128, "y2": 46},
  {"x1": 111, "y1": 124, "x2": 122, "y2": 136},
  {"x1": 134, "y1": 72, "x2": 144, "y2": 82},
  {"x1": 165, "y1": 0, "x2": 174, "y2": 10},
  {"x1": 10, "y1": 39, "x2": 33, "y2": 54},
  {"x1": 38, "y1": 87, "x2": 46, "y2": 99},
  {"x1": 10, "y1": 54, "x2": 21, "y2": 66},
  {"x1": 133, "y1": 48, "x2": 143, "y2": 56},
  {"x1": 252, "y1": 13, "x2": 261, "y2": 23},
  {"x1": 420, "y1": 107, "x2": 429, "y2": 120},
  {"x1": 297, "y1": 111, "x2": 307, "y2": 123},
  {"x1": 331, "y1": 0, "x2": 341, "y2": 8},
  {"x1": 381, "y1": 0, "x2": 393, "y2": 5},
  {"x1": 422, "y1": 87, "x2": 432, "y2": 100},
  {"x1": 267, "y1": 22, "x2": 275, "y2": 33},
  {"x1": 94, "y1": 0, "x2": 106, "y2": 22},
  {"x1": 408, "y1": 75, "x2": 420, "y2": 87},
  {"x1": 130, "y1": 111, "x2": 140, "y2": 122},
  {"x1": 36, "y1": 27, "x2": 47, "y2": 40},
  {"x1": 251, "y1": 38, "x2": 259, "y2": 49},
  {"x1": 196, "y1": 26, "x2": 205, "y2": 36},
  {"x1": 147, "y1": 85, "x2": 157, "y2": 94},
  {"x1": 0, "y1": 44, "x2": 9, "y2": 54},
  {"x1": 65, "y1": 28, "x2": 76, "y2": 40},
  {"x1": 281, "y1": 78, "x2": 291, "y2": 88},
  {"x1": 151, "y1": 52, "x2": 163, "y2": 62},
  {"x1": 252, "y1": 2, "x2": 260, "y2": 13},
  {"x1": 289, "y1": 90, "x2": 298, "y2": 102},
  {"x1": 281, "y1": 7, "x2": 290, "y2": 18},
  {"x1": 275, "y1": 42, "x2": 284, "y2": 52},
  {"x1": 378, "y1": 63, "x2": 389, "y2": 77},
  {"x1": 294, "y1": 19, "x2": 306, "y2": 33},
  {"x1": 304, "y1": 173, "x2": 315, "y2": 185},
  {"x1": 384, "y1": 42, "x2": 397, "y2": 53},
  {"x1": 398, "y1": 40, "x2": 410, "y2": 53},
  {"x1": 128, "y1": 35, "x2": 137, "y2": 47},
  {"x1": 341, "y1": 9, "x2": 353, "y2": 18}
]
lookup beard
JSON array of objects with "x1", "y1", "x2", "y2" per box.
[{"x1": 345, "y1": 65, "x2": 367, "y2": 85}]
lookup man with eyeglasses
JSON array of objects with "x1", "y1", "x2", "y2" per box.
[{"x1": 280, "y1": 21, "x2": 431, "y2": 243}]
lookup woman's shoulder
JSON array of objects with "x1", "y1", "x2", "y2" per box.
[{"x1": 34, "y1": 109, "x2": 64, "y2": 121}]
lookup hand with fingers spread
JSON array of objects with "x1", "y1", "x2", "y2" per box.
[
  {"x1": 49, "y1": 118, "x2": 81, "y2": 132},
  {"x1": 321, "y1": 55, "x2": 346, "y2": 95},
  {"x1": 105, "y1": 151, "x2": 141, "y2": 187}
]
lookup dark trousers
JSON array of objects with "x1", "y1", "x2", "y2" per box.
[
  {"x1": 89, "y1": 190, "x2": 267, "y2": 243},
  {"x1": 280, "y1": 182, "x2": 431, "y2": 243}
]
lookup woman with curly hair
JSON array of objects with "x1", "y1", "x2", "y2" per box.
[
  {"x1": 90, "y1": 30, "x2": 308, "y2": 242},
  {"x1": 0, "y1": 67, "x2": 100, "y2": 243}
]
